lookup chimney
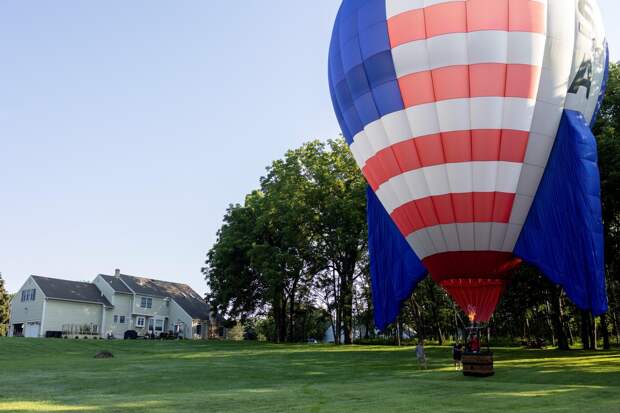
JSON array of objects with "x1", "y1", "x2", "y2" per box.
[{"x1": 114, "y1": 269, "x2": 121, "y2": 278}]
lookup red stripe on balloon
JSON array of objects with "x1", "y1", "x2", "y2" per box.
[
  {"x1": 509, "y1": 0, "x2": 547, "y2": 33},
  {"x1": 423, "y1": 1, "x2": 468, "y2": 39},
  {"x1": 390, "y1": 192, "x2": 516, "y2": 236},
  {"x1": 387, "y1": 9, "x2": 426, "y2": 48},
  {"x1": 388, "y1": 0, "x2": 546, "y2": 48},
  {"x1": 466, "y1": 0, "x2": 510, "y2": 32},
  {"x1": 398, "y1": 64, "x2": 540, "y2": 108},
  {"x1": 424, "y1": 251, "x2": 522, "y2": 280},
  {"x1": 362, "y1": 130, "x2": 528, "y2": 191}
]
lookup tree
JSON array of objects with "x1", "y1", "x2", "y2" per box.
[
  {"x1": 204, "y1": 198, "x2": 267, "y2": 322},
  {"x1": 0, "y1": 273, "x2": 10, "y2": 336},
  {"x1": 204, "y1": 188, "x2": 309, "y2": 343},
  {"x1": 300, "y1": 140, "x2": 367, "y2": 344},
  {"x1": 549, "y1": 285, "x2": 570, "y2": 351},
  {"x1": 204, "y1": 139, "x2": 367, "y2": 344},
  {"x1": 256, "y1": 142, "x2": 328, "y2": 342}
]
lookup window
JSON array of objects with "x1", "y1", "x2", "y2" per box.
[
  {"x1": 21, "y1": 289, "x2": 36, "y2": 302},
  {"x1": 119, "y1": 316, "x2": 126, "y2": 324},
  {"x1": 155, "y1": 319, "x2": 163, "y2": 332},
  {"x1": 136, "y1": 317, "x2": 145, "y2": 328},
  {"x1": 113, "y1": 315, "x2": 118, "y2": 323},
  {"x1": 140, "y1": 297, "x2": 153, "y2": 309}
]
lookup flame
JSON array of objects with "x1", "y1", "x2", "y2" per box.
[{"x1": 467, "y1": 305, "x2": 477, "y2": 323}]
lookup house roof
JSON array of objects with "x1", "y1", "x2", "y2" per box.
[
  {"x1": 104, "y1": 273, "x2": 211, "y2": 320},
  {"x1": 99, "y1": 274, "x2": 133, "y2": 294},
  {"x1": 31, "y1": 276, "x2": 112, "y2": 307},
  {"x1": 170, "y1": 289, "x2": 213, "y2": 321}
]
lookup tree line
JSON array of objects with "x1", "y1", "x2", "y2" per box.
[{"x1": 203, "y1": 64, "x2": 620, "y2": 349}]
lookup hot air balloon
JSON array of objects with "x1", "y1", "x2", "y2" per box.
[{"x1": 328, "y1": 0, "x2": 609, "y2": 328}]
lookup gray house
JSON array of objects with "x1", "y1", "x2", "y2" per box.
[{"x1": 9, "y1": 270, "x2": 219, "y2": 340}]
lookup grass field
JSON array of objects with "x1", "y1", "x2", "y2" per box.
[{"x1": 0, "y1": 338, "x2": 618, "y2": 412}]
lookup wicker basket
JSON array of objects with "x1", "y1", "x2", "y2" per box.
[{"x1": 462, "y1": 352, "x2": 494, "y2": 377}]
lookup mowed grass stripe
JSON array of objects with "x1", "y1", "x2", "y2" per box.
[{"x1": 0, "y1": 338, "x2": 618, "y2": 412}]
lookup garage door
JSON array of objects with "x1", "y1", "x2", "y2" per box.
[{"x1": 25, "y1": 322, "x2": 40, "y2": 338}]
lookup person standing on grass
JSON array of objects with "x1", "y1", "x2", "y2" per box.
[
  {"x1": 452, "y1": 343, "x2": 463, "y2": 371},
  {"x1": 416, "y1": 339, "x2": 428, "y2": 370}
]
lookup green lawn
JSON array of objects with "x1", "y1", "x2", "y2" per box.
[{"x1": 0, "y1": 338, "x2": 618, "y2": 412}]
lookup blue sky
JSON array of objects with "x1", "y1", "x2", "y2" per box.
[{"x1": 1, "y1": 1, "x2": 619, "y2": 294}]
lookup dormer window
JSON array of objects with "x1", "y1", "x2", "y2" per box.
[{"x1": 140, "y1": 297, "x2": 153, "y2": 309}]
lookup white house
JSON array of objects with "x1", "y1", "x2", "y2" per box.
[
  {"x1": 9, "y1": 270, "x2": 222, "y2": 340},
  {"x1": 323, "y1": 325, "x2": 370, "y2": 344}
]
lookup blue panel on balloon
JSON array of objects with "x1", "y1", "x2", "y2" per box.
[
  {"x1": 367, "y1": 186, "x2": 428, "y2": 331},
  {"x1": 515, "y1": 110, "x2": 608, "y2": 315},
  {"x1": 328, "y1": 1, "x2": 404, "y2": 144}
]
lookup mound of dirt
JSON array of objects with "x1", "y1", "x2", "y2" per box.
[{"x1": 94, "y1": 351, "x2": 114, "y2": 359}]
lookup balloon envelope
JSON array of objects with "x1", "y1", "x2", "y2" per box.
[{"x1": 328, "y1": 0, "x2": 608, "y2": 321}]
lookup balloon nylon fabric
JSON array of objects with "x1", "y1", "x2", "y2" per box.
[
  {"x1": 440, "y1": 279, "x2": 508, "y2": 323},
  {"x1": 515, "y1": 110, "x2": 608, "y2": 316},
  {"x1": 367, "y1": 187, "x2": 427, "y2": 331},
  {"x1": 331, "y1": 0, "x2": 609, "y2": 329},
  {"x1": 369, "y1": 110, "x2": 608, "y2": 330}
]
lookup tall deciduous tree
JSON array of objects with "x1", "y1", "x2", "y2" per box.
[
  {"x1": 0, "y1": 273, "x2": 10, "y2": 336},
  {"x1": 204, "y1": 197, "x2": 266, "y2": 321},
  {"x1": 300, "y1": 140, "x2": 367, "y2": 345},
  {"x1": 204, "y1": 139, "x2": 366, "y2": 344}
]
